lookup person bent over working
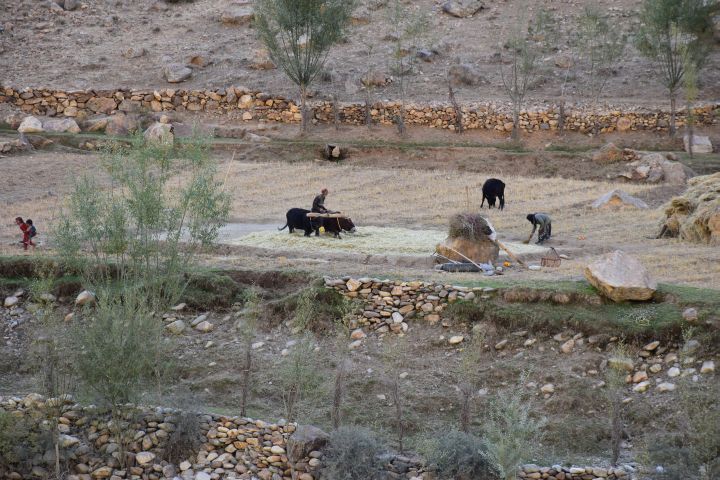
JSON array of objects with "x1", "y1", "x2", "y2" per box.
[{"x1": 526, "y1": 213, "x2": 552, "y2": 244}]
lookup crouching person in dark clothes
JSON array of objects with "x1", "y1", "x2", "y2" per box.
[{"x1": 526, "y1": 213, "x2": 552, "y2": 244}]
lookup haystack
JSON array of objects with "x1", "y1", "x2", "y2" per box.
[
  {"x1": 436, "y1": 213, "x2": 499, "y2": 264},
  {"x1": 658, "y1": 173, "x2": 720, "y2": 245}
]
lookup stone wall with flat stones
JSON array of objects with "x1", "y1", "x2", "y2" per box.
[
  {"x1": 0, "y1": 394, "x2": 634, "y2": 480},
  {"x1": 1, "y1": 85, "x2": 718, "y2": 134}
]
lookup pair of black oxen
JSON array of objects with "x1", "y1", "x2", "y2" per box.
[{"x1": 278, "y1": 179, "x2": 505, "y2": 239}]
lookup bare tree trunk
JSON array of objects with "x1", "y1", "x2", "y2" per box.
[
  {"x1": 558, "y1": 100, "x2": 565, "y2": 135},
  {"x1": 300, "y1": 85, "x2": 309, "y2": 133},
  {"x1": 448, "y1": 83, "x2": 463, "y2": 133},
  {"x1": 395, "y1": 104, "x2": 406, "y2": 136},
  {"x1": 331, "y1": 360, "x2": 347, "y2": 429},
  {"x1": 459, "y1": 386, "x2": 471, "y2": 433},
  {"x1": 686, "y1": 101, "x2": 694, "y2": 158},
  {"x1": 669, "y1": 93, "x2": 677, "y2": 138},
  {"x1": 512, "y1": 103, "x2": 520, "y2": 141},
  {"x1": 332, "y1": 93, "x2": 340, "y2": 131},
  {"x1": 240, "y1": 344, "x2": 252, "y2": 417},
  {"x1": 610, "y1": 394, "x2": 623, "y2": 466},
  {"x1": 391, "y1": 375, "x2": 404, "y2": 453},
  {"x1": 364, "y1": 95, "x2": 372, "y2": 127}
]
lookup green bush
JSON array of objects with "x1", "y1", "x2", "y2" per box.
[
  {"x1": 321, "y1": 426, "x2": 384, "y2": 480},
  {"x1": 0, "y1": 411, "x2": 40, "y2": 467},
  {"x1": 293, "y1": 282, "x2": 353, "y2": 333},
  {"x1": 183, "y1": 272, "x2": 242, "y2": 309},
  {"x1": 424, "y1": 430, "x2": 498, "y2": 480}
]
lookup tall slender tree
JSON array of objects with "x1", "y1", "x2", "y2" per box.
[
  {"x1": 576, "y1": 6, "x2": 626, "y2": 135},
  {"x1": 635, "y1": 0, "x2": 714, "y2": 137},
  {"x1": 256, "y1": 0, "x2": 356, "y2": 132}
]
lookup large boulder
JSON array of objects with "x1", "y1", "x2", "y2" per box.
[
  {"x1": 584, "y1": 250, "x2": 657, "y2": 302},
  {"x1": 18, "y1": 116, "x2": 44, "y2": 133},
  {"x1": 448, "y1": 63, "x2": 487, "y2": 87},
  {"x1": 286, "y1": 425, "x2": 329, "y2": 463},
  {"x1": 143, "y1": 122, "x2": 174, "y2": 145},
  {"x1": 592, "y1": 143, "x2": 623, "y2": 164},
  {"x1": 86, "y1": 97, "x2": 118, "y2": 115},
  {"x1": 42, "y1": 118, "x2": 81, "y2": 134},
  {"x1": 436, "y1": 213, "x2": 499, "y2": 264},
  {"x1": 442, "y1": 0, "x2": 485, "y2": 18},
  {"x1": 220, "y1": 5, "x2": 254, "y2": 25},
  {"x1": 162, "y1": 64, "x2": 193, "y2": 83},
  {"x1": 619, "y1": 153, "x2": 694, "y2": 185},
  {"x1": 683, "y1": 135, "x2": 713, "y2": 154},
  {"x1": 592, "y1": 190, "x2": 649, "y2": 209},
  {"x1": 436, "y1": 237, "x2": 499, "y2": 264}
]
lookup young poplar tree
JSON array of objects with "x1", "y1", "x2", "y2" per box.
[
  {"x1": 499, "y1": 7, "x2": 554, "y2": 141},
  {"x1": 576, "y1": 6, "x2": 626, "y2": 135},
  {"x1": 635, "y1": 0, "x2": 713, "y2": 137},
  {"x1": 255, "y1": 0, "x2": 356, "y2": 132},
  {"x1": 386, "y1": 0, "x2": 429, "y2": 136}
]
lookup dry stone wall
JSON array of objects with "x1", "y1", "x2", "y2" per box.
[
  {"x1": 0, "y1": 394, "x2": 634, "y2": 480},
  {"x1": 2, "y1": 86, "x2": 718, "y2": 134}
]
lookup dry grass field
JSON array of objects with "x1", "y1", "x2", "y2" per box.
[{"x1": 2, "y1": 148, "x2": 719, "y2": 289}]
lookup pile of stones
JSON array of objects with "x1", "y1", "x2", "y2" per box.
[{"x1": 325, "y1": 277, "x2": 487, "y2": 337}]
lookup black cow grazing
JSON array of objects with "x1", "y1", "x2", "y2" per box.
[
  {"x1": 481, "y1": 178, "x2": 506, "y2": 210},
  {"x1": 278, "y1": 208, "x2": 317, "y2": 236},
  {"x1": 320, "y1": 216, "x2": 357, "y2": 239}
]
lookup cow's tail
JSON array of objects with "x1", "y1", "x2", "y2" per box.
[{"x1": 278, "y1": 223, "x2": 288, "y2": 231}]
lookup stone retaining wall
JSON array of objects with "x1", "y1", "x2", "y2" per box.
[
  {"x1": 0, "y1": 394, "x2": 634, "y2": 480},
  {"x1": 2, "y1": 86, "x2": 718, "y2": 134},
  {"x1": 325, "y1": 277, "x2": 594, "y2": 338}
]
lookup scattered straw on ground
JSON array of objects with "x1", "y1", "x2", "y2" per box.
[{"x1": 227, "y1": 226, "x2": 547, "y2": 258}]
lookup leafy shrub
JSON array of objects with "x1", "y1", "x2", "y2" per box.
[
  {"x1": 184, "y1": 272, "x2": 241, "y2": 309},
  {"x1": 293, "y1": 282, "x2": 353, "y2": 333},
  {"x1": 424, "y1": 430, "x2": 498, "y2": 480},
  {"x1": 0, "y1": 411, "x2": 40, "y2": 467},
  {"x1": 321, "y1": 426, "x2": 384, "y2": 480},
  {"x1": 445, "y1": 300, "x2": 484, "y2": 324}
]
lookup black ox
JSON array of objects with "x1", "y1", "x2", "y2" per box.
[
  {"x1": 480, "y1": 178, "x2": 506, "y2": 210},
  {"x1": 278, "y1": 208, "x2": 356, "y2": 239}
]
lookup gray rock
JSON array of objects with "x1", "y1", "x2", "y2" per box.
[
  {"x1": 162, "y1": 64, "x2": 193, "y2": 83},
  {"x1": 220, "y1": 6, "x2": 254, "y2": 25},
  {"x1": 592, "y1": 190, "x2": 649, "y2": 209},
  {"x1": 448, "y1": 63, "x2": 487, "y2": 87},
  {"x1": 18, "y1": 116, "x2": 44, "y2": 134},
  {"x1": 42, "y1": 118, "x2": 81, "y2": 134},
  {"x1": 143, "y1": 122, "x2": 174, "y2": 145},
  {"x1": 166, "y1": 320, "x2": 186, "y2": 335},
  {"x1": 287, "y1": 425, "x2": 329, "y2": 463},
  {"x1": 442, "y1": 0, "x2": 485, "y2": 18},
  {"x1": 683, "y1": 135, "x2": 713, "y2": 154},
  {"x1": 64, "y1": 0, "x2": 79, "y2": 10}
]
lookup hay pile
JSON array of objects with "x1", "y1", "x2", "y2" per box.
[
  {"x1": 659, "y1": 173, "x2": 720, "y2": 244},
  {"x1": 448, "y1": 213, "x2": 494, "y2": 240},
  {"x1": 437, "y1": 213, "x2": 499, "y2": 264}
]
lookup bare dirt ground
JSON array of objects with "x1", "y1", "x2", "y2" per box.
[
  {"x1": 2, "y1": 127, "x2": 719, "y2": 289},
  {"x1": 1, "y1": 0, "x2": 719, "y2": 108}
]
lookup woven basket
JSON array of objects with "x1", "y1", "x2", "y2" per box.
[{"x1": 541, "y1": 247, "x2": 562, "y2": 268}]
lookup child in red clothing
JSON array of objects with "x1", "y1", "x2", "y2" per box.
[{"x1": 15, "y1": 217, "x2": 35, "y2": 250}]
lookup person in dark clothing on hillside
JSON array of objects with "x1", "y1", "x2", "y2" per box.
[
  {"x1": 312, "y1": 188, "x2": 332, "y2": 214},
  {"x1": 526, "y1": 213, "x2": 552, "y2": 244}
]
